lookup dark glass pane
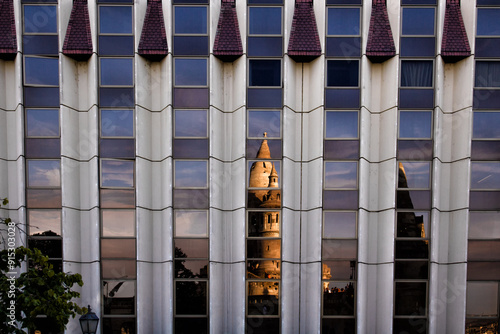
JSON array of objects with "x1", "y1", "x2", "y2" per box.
[
  {"x1": 247, "y1": 239, "x2": 281, "y2": 259},
  {"x1": 174, "y1": 259, "x2": 209, "y2": 278},
  {"x1": 173, "y1": 0, "x2": 208, "y2": 3},
  {"x1": 28, "y1": 209, "x2": 61, "y2": 236},
  {"x1": 322, "y1": 260, "x2": 357, "y2": 280},
  {"x1": 175, "y1": 210, "x2": 208, "y2": 237},
  {"x1": 469, "y1": 212, "x2": 500, "y2": 239},
  {"x1": 100, "y1": 189, "x2": 135, "y2": 208},
  {"x1": 102, "y1": 209, "x2": 135, "y2": 237},
  {"x1": 175, "y1": 281, "x2": 207, "y2": 315},
  {"x1": 327, "y1": 0, "x2": 362, "y2": 4},
  {"x1": 324, "y1": 161, "x2": 358, "y2": 189},
  {"x1": 175, "y1": 318, "x2": 208, "y2": 334},
  {"x1": 322, "y1": 281, "x2": 355, "y2": 315},
  {"x1": 174, "y1": 6, "x2": 207, "y2": 34},
  {"x1": 325, "y1": 88, "x2": 360, "y2": 109},
  {"x1": 395, "y1": 260, "x2": 428, "y2": 279},
  {"x1": 477, "y1": 0, "x2": 500, "y2": 4},
  {"x1": 472, "y1": 141, "x2": 500, "y2": 160},
  {"x1": 401, "y1": 37, "x2": 436, "y2": 56},
  {"x1": 99, "y1": 88, "x2": 135, "y2": 107},
  {"x1": 173, "y1": 88, "x2": 209, "y2": 108},
  {"x1": 174, "y1": 160, "x2": 207, "y2": 188},
  {"x1": 327, "y1": 60, "x2": 359, "y2": 87},
  {"x1": 247, "y1": 281, "x2": 279, "y2": 315},
  {"x1": 467, "y1": 262, "x2": 500, "y2": 280},
  {"x1": 100, "y1": 58, "x2": 133, "y2": 86},
  {"x1": 27, "y1": 189, "x2": 61, "y2": 208},
  {"x1": 102, "y1": 260, "x2": 136, "y2": 279},
  {"x1": 102, "y1": 318, "x2": 136, "y2": 334},
  {"x1": 399, "y1": 89, "x2": 434, "y2": 109},
  {"x1": 25, "y1": 138, "x2": 60, "y2": 158},
  {"x1": 246, "y1": 139, "x2": 282, "y2": 159},
  {"x1": 175, "y1": 59, "x2": 207, "y2": 86},
  {"x1": 327, "y1": 8, "x2": 360, "y2": 35},
  {"x1": 402, "y1": 8, "x2": 435, "y2": 35},
  {"x1": 248, "y1": 0, "x2": 282, "y2": 3},
  {"x1": 101, "y1": 160, "x2": 134, "y2": 188},
  {"x1": 101, "y1": 109, "x2": 134, "y2": 137},
  {"x1": 24, "y1": 87, "x2": 59, "y2": 107},
  {"x1": 99, "y1": 6, "x2": 132, "y2": 34},
  {"x1": 475, "y1": 38, "x2": 500, "y2": 58},
  {"x1": 324, "y1": 140, "x2": 359, "y2": 160},
  {"x1": 396, "y1": 189, "x2": 431, "y2": 210},
  {"x1": 326, "y1": 37, "x2": 361, "y2": 57},
  {"x1": 100, "y1": 139, "x2": 135, "y2": 158},
  {"x1": 475, "y1": 61, "x2": 500, "y2": 88},
  {"x1": 31, "y1": 318, "x2": 63, "y2": 334},
  {"x1": 173, "y1": 36, "x2": 209, "y2": 56},
  {"x1": 401, "y1": 61, "x2": 433, "y2": 87},
  {"x1": 23, "y1": 35, "x2": 58, "y2": 55},
  {"x1": 477, "y1": 8, "x2": 500, "y2": 36},
  {"x1": 395, "y1": 240, "x2": 429, "y2": 259},
  {"x1": 247, "y1": 88, "x2": 283, "y2": 108},
  {"x1": 394, "y1": 318, "x2": 428, "y2": 334},
  {"x1": 468, "y1": 240, "x2": 500, "y2": 261},
  {"x1": 247, "y1": 37, "x2": 283, "y2": 57},
  {"x1": 248, "y1": 110, "x2": 281, "y2": 138},
  {"x1": 465, "y1": 319, "x2": 499, "y2": 334},
  {"x1": 174, "y1": 239, "x2": 209, "y2": 258},
  {"x1": 23, "y1": 5, "x2": 57, "y2": 33},
  {"x1": 323, "y1": 211, "x2": 357, "y2": 238},
  {"x1": 325, "y1": 111, "x2": 358, "y2": 139},
  {"x1": 473, "y1": 88, "x2": 500, "y2": 109},
  {"x1": 249, "y1": 60, "x2": 281, "y2": 87},
  {"x1": 247, "y1": 260, "x2": 281, "y2": 279},
  {"x1": 323, "y1": 190, "x2": 358, "y2": 210},
  {"x1": 103, "y1": 281, "x2": 135, "y2": 315},
  {"x1": 470, "y1": 191, "x2": 500, "y2": 210},
  {"x1": 249, "y1": 7, "x2": 282, "y2": 35},
  {"x1": 25, "y1": 57, "x2": 58, "y2": 86},
  {"x1": 397, "y1": 211, "x2": 429, "y2": 238},
  {"x1": 173, "y1": 139, "x2": 209, "y2": 158},
  {"x1": 473, "y1": 111, "x2": 500, "y2": 138},
  {"x1": 398, "y1": 161, "x2": 430, "y2": 189},
  {"x1": 246, "y1": 318, "x2": 280, "y2": 334},
  {"x1": 26, "y1": 108, "x2": 59, "y2": 137},
  {"x1": 466, "y1": 282, "x2": 499, "y2": 316},
  {"x1": 98, "y1": 36, "x2": 134, "y2": 56},
  {"x1": 27, "y1": 160, "x2": 60, "y2": 187},
  {"x1": 470, "y1": 162, "x2": 500, "y2": 190},
  {"x1": 101, "y1": 239, "x2": 136, "y2": 258},
  {"x1": 248, "y1": 211, "x2": 280, "y2": 237},
  {"x1": 399, "y1": 111, "x2": 432, "y2": 139},
  {"x1": 397, "y1": 140, "x2": 433, "y2": 160},
  {"x1": 175, "y1": 109, "x2": 207, "y2": 137},
  {"x1": 173, "y1": 189, "x2": 209, "y2": 209},
  {"x1": 395, "y1": 282, "x2": 427, "y2": 315},
  {"x1": 322, "y1": 239, "x2": 357, "y2": 260},
  {"x1": 402, "y1": 0, "x2": 436, "y2": 3},
  {"x1": 322, "y1": 318, "x2": 355, "y2": 334},
  {"x1": 28, "y1": 238, "x2": 61, "y2": 258}
]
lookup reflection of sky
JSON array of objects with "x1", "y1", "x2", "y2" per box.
[
  {"x1": 175, "y1": 6, "x2": 207, "y2": 34},
  {"x1": 249, "y1": 7, "x2": 282, "y2": 35},
  {"x1": 26, "y1": 109, "x2": 59, "y2": 137},
  {"x1": 469, "y1": 212, "x2": 500, "y2": 239},
  {"x1": 471, "y1": 162, "x2": 500, "y2": 190},
  {"x1": 174, "y1": 59, "x2": 207, "y2": 86},
  {"x1": 323, "y1": 212, "x2": 356, "y2": 238},
  {"x1": 325, "y1": 111, "x2": 358, "y2": 138},
  {"x1": 28, "y1": 160, "x2": 60, "y2": 187},
  {"x1": 101, "y1": 189, "x2": 135, "y2": 208},
  {"x1": 322, "y1": 240, "x2": 357, "y2": 259},
  {"x1": 102, "y1": 210, "x2": 135, "y2": 237},
  {"x1": 175, "y1": 210, "x2": 208, "y2": 237},
  {"x1": 24, "y1": 5, "x2": 57, "y2": 33},
  {"x1": 399, "y1": 111, "x2": 432, "y2": 139},
  {"x1": 175, "y1": 161, "x2": 207, "y2": 188},
  {"x1": 466, "y1": 282, "x2": 498, "y2": 316},
  {"x1": 400, "y1": 162, "x2": 430, "y2": 189},
  {"x1": 473, "y1": 112, "x2": 500, "y2": 138},
  {"x1": 100, "y1": 58, "x2": 133, "y2": 86},
  {"x1": 248, "y1": 111, "x2": 281, "y2": 138},
  {"x1": 324, "y1": 162, "x2": 357, "y2": 189},
  {"x1": 99, "y1": 6, "x2": 132, "y2": 34},
  {"x1": 25, "y1": 57, "x2": 59, "y2": 86},
  {"x1": 328, "y1": 8, "x2": 360, "y2": 35},
  {"x1": 102, "y1": 260, "x2": 136, "y2": 279},
  {"x1": 29, "y1": 210, "x2": 61, "y2": 235},
  {"x1": 175, "y1": 110, "x2": 207, "y2": 137},
  {"x1": 101, "y1": 160, "x2": 134, "y2": 188},
  {"x1": 101, "y1": 110, "x2": 134, "y2": 137}
]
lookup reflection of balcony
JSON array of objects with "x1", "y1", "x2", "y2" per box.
[{"x1": 247, "y1": 260, "x2": 280, "y2": 279}]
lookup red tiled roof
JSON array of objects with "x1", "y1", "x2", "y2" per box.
[
  {"x1": 62, "y1": 0, "x2": 93, "y2": 61},
  {"x1": 138, "y1": 0, "x2": 168, "y2": 61},
  {"x1": 0, "y1": 0, "x2": 17, "y2": 60},
  {"x1": 288, "y1": 0, "x2": 321, "y2": 63},
  {"x1": 213, "y1": 0, "x2": 243, "y2": 62},
  {"x1": 441, "y1": 0, "x2": 470, "y2": 63},
  {"x1": 366, "y1": 0, "x2": 395, "y2": 63}
]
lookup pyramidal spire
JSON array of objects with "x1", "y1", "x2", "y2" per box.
[
  {"x1": 62, "y1": 0, "x2": 93, "y2": 61},
  {"x1": 213, "y1": 0, "x2": 243, "y2": 62},
  {"x1": 138, "y1": 0, "x2": 168, "y2": 61},
  {"x1": 288, "y1": 0, "x2": 322, "y2": 63},
  {"x1": 366, "y1": 0, "x2": 396, "y2": 63},
  {"x1": 441, "y1": 0, "x2": 470, "y2": 63},
  {"x1": 256, "y1": 133, "x2": 272, "y2": 159},
  {"x1": 0, "y1": 0, "x2": 18, "y2": 60}
]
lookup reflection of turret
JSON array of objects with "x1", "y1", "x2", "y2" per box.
[
  {"x1": 397, "y1": 162, "x2": 426, "y2": 238},
  {"x1": 397, "y1": 162, "x2": 414, "y2": 209}
]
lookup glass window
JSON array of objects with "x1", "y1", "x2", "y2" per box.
[
  {"x1": 175, "y1": 210, "x2": 208, "y2": 237},
  {"x1": 101, "y1": 109, "x2": 134, "y2": 137},
  {"x1": 477, "y1": 8, "x2": 500, "y2": 36},
  {"x1": 174, "y1": 6, "x2": 208, "y2": 34},
  {"x1": 248, "y1": 161, "x2": 281, "y2": 188},
  {"x1": 27, "y1": 160, "x2": 60, "y2": 187},
  {"x1": 399, "y1": 111, "x2": 432, "y2": 139},
  {"x1": 466, "y1": 282, "x2": 498, "y2": 317},
  {"x1": 475, "y1": 61, "x2": 500, "y2": 88},
  {"x1": 401, "y1": 60, "x2": 433, "y2": 87},
  {"x1": 174, "y1": 59, "x2": 208, "y2": 86},
  {"x1": 248, "y1": 110, "x2": 281, "y2": 138},
  {"x1": 469, "y1": 212, "x2": 500, "y2": 239},
  {"x1": 103, "y1": 281, "x2": 136, "y2": 315},
  {"x1": 322, "y1": 239, "x2": 357, "y2": 259},
  {"x1": 473, "y1": 112, "x2": 500, "y2": 138},
  {"x1": 323, "y1": 211, "x2": 357, "y2": 238},
  {"x1": 175, "y1": 281, "x2": 207, "y2": 315},
  {"x1": 470, "y1": 162, "x2": 500, "y2": 190},
  {"x1": 24, "y1": 57, "x2": 59, "y2": 86},
  {"x1": 395, "y1": 282, "x2": 427, "y2": 315},
  {"x1": 397, "y1": 162, "x2": 431, "y2": 189},
  {"x1": 26, "y1": 109, "x2": 59, "y2": 137},
  {"x1": 101, "y1": 160, "x2": 135, "y2": 188},
  {"x1": 249, "y1": 60, "x2": 281, "y2": 87},
  {"x1": 102, "y1": 210, "x2": 135, "y2": 237},
  {"x1": 322, "y1": 281, "x2": 355, "y2": 315},
  {"x1": 28, "y1": 209, "x2": 61, "y2": 236},
  {"x1": 101, "y1": 239, "x2": 136, "y2": 258},
  {"x1": 327, "y1": 60, "x2": 359, "y2": 87},
  {"x1": 100, "y1": 58, "x2": 134, "y2": 86},
  {"x1": 24, "y1": 5, "x2": 57, "y2": 33},
  {"x1": 327, "y1": 7, "x2": 360, "y2": 36},
  {"x1": 99, "y1": 6, "x2": 133, "y2": 34},
  {"x1": 174, "y1": 160, "x2": 208, "y2": 188},
  {"x1": 325, "y1": 111, "x2": 358, "y2": 138},
  {"x1": 324, "y1": 162, "x2": 358, "y2": 189},
  {"x1": 402, "y1": 8, "x2": 435, "y2": 36},
  {"x1": 397, "y1": 211, "x2": 429, "y2": 238},
  {"x1": 175, "y1": 110, "x2": 208, "y2": 138},
  {"x1": 249, "y1": 7, "x2": 282, "y2": 35}
]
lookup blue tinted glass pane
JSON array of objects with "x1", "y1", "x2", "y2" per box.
[
  {"x1": 399, "y1": 111, "x2": 432, "y2": 138},
  {"x1": 248, "y1": 110, "x2": 281, "y2": 138},
  {"x1": 26, "y1": 109, "x2": 59, "y2": 137},
  {"x1": 100, "y1": 58, "x2": 133, "y2": 86},
  {"x1": 471, "y1": 162, "x2": 500, "y2": 190},
  {"x1": 325, "y1": 111, "x2": 358, "y2": 138},
  {"x1": 327, "y1": 8, "x2": 360, "y2": 35},
  {"x1": 327, "y1": 60, "x2": 359, "y2": 87},
  {"x1": 401, "y1": 61, "x2": 433, "y2": 87},
  {"x1": 398, "y1": 162, "x2": 430, "y2": 189},
  {"x1": 101, "y1": 160, "x2": 134, "y2": 188},
  {"x1": 175, "y1": 59, "x2": 207, "y2": 86},
  {"x1": 473, "y1": 112, "x2": 500, "y2": 138},
  {"x1": 175, "y1": 110, "x2": 208, "y2": 137},
  {"x1": 325, "y1": 162, "x2": 358, "y2": 189},
  {"x1": 101, "y1": 110, "x2": 134, "y2": 137},
  {"x1": 475, "y1": 61, "x2": 500, "y2": 88},
  {"x1": 477, "y1": 9, "x2": 500, "y2": 36},
  {"x1": 402, "y1": 8, "x2": 435, "y2": 36},
  {"x1": 175, "y1": 6, "x2": 207, "y2": 34},
  {"x1": 249, "y1": 7, "x2": 282, "y2": 35},
  {"x1": 249, "y1": 60, "x2": 281, "y2": 86},
  {"x1": 28, "y1": 160, "x2": 61, "y2": 187},
  {"x1": 25, "y1": 57, "x2": 59, "y2": 86},
  {"x1": 175, "y1": 161, "x2": 208, "y2": 188},
  {"x1": 99, "y1": 6, "x2": 132, "y2": 34},
  {"x1": 247, "y1": 88, "x2": 283, "y2": 108},
  {"x1": 24, "y1": 5, "x2": 57, "y2": 33}
]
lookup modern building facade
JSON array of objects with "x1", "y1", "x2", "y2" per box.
[{"x1": 0, "y1": 0, "x2": 499, "y2": 333}]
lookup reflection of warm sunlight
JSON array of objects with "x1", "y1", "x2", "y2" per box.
[
  {"x1": 102, "y1": 210, "x2": 135, "y2": 237},
  {"x1": 175, "y1": 210, "x2": 208, "y2": 237}
]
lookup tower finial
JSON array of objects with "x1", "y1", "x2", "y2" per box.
[{"x1": 264, "y1": 132, "x2": 267, "y2": 138}]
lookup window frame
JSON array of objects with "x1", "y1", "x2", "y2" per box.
[
  {"x1": 173, "y1": 5, "x2": 209, "y2": 36},
  {"x1": 324, "y1": 110, "x2": 360, "y2": 140},
  {"x1": 323, "y1": 161, "x2": 359, "y2": 190},
  {"x1": 476, "y1": 7, "x2": 500, "y2": 37},
  {"x1": 26, "y1": 159, "x2": 61, "y2": 188},
  {"x1": 22, "y1": 4, "x2": 58, "y2": 35},
  {"x1": 248, "y1": 58, "x2": 283, "y2": 88},
  {"x1": 399, "y1": 59, "x2": 435, "y2": 89},
  {"x1": 174, "y1": 109, "x2": 209, "y2": 139},
  {"x1": 474, "y1": 60, "x2": 500, "y2": 90},
  {"x1": 25, "y1": 108, "x2": 60, "y2": 138},
  {"x1": 398, "y1": 110, "x2": 433, "y2": 140},
  {"x1": 247, "y1": 109, "x2": 282, "y2": 139},
  {"x1": 174, "y1": 209, "x2": 209, "y2": 238},
  {"x1": 100, "y1": 158, "x2": 136, "y2": 189},
  {"x1": 325, "y1": 58, "x2": 360, "y2": 88},
  {"x1": 400, "y1": 6, "x2": 436, "y2": 37},
  {"x1": 470, "y1": 161, "x2": 500, "y2": 190},
  {"x1": 174, "y1": 159, "x2": 209, "y2": 189},
  {"x1": 23, "y1": 56, "x2": 59, "y2": 87},
  {"x1": 100, "y1": 109, "x2": 135, "y2": 138},
  {"x1": 98, "y1": 4, "x2": 134, "y2": 36},
  {"x1": 99, "y1": 57, "x2": 135, "y2": 87},
  {"x1": 173, "y1": 58, "x2": 209, "y2": 88},
  {"x1": 247, "y1": 6, "x2": 283, "y2": 37},
  {"x1": 326, "y1": 6, "x2": 361, "y2": 37}
]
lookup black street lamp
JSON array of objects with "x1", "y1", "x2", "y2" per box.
[{"x1": 79, "y1": 305, "x2": 99, "y2": 334}]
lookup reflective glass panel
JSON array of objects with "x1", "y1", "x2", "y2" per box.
[
  {"x1": 395, "y1": 240, "x2": 429, "y2": 259},
  {"x1": 26, "y1": 109, "x2": 59, "y2": 137},
  {"x1": 249, "y1": 60, "x2": 281, "y2": 87},
  {"x1": 395, "y1": 260, "x2": 428, "y2": 279},
  {"x1": 175, "y1": 239, "x2": 209, "y2": 258},
  {"x1": 101, "y1": 239, "x2": 136, "y2": 258},
  {"x1": 102, "y1": 318, "x2": 136, "y2": 334},
  {"x1": 101, "y1": 260, "x2": 136, "y2": 279},
  {"x1": 324, "y1": 140, "x2": 359, "y2": 160},
  {"x1": 101, "y1": 109, "x2": 134, "y2": 137},
  {"x1": 24, "y1": 57, "x2": 59, "y2": 86},
  {"x1": 322, "y1": 260, "x2": 357, "y2": 280},
  {"x1": 173, "y1": 139, "x2": 209, "y2": 159},
  {"x1": 102, "y1": 210, "x2": 135, "y2": 237},
  {"x1": 174, "y1": 6, "x2": 207, "y2": 34},
  {"x1": 398, "y1": 162, "x2": 431, "y2": 189},
  {"x1": 249, "y1": 7, "x2": 282, "y2": 35},
  {"x1": 467, "y1": 262, "x2": 500, "y2": 280},
  {"x1": 246, "y1": 139, "x2": 282, "y2": 160},
  {"x1": 248, "y1": 211, "x2": 280, "y2": 237},
  {"x1": 325, "y1": 111, "x2": 358, "y2": 138},
  {"x1": 100, "y1": 58, "x2": 133, "y2": 86},
  {"x1": 327, "y1": 60, "x2": 359, "y2": 87},
  {"x1": 174, "y1": 160, "x2": 208, "y2": 188},
  {"x1": 25, "y1": 138, "x2": 60, "y2": 159},
  {"x1": 248, "y1": 161, "x2": 281, "y2": 188},
  {"x1": 24, "y1": 5, "x2": 57, "y2": 33},
  {"x1": 173, "y1": 189, "x2": 209, "y2": 209},
  {"x1": 322, "y1": 239, "x2": 357, "y2": 259},
  {"x1": 101, "y1": 160, "x2": 134, "y2": 188},
  {"x1": 397, "y1": 211, "x2": 429, "y2": 238},
  {"x1": 469, "y1": 212, "x2": 500, "y2": 239},
  {"x1": 465, "y1": 319, "x2": 499, "y2": 334},
  {"x1": 395, "y1": 282, "x2": 427, "y2": 315},
  {"x1": 27, "y1": 189, "x2": 61, "y2": 208},
  {"x1": 323, "y1": 211, "x2": 357, "y2": 238},
  {"x1": 473, "y1": 112, "x2": 500, "y2": 138},
  {"x1": 99, "y1": 6, "x2": 132, "y2": 34},
  {"x1": 100, "y1": 189, "x2": 135, "y2": 208},
  {"x1": 399, "y1": 111, "x2": 432, "y2": 139},
  {"x1": 322, "y1": 281, "x2": 355, "y2": 315},
  {"x1": 477, "y1": 8, "x2": 500, "y2": 36},
  {"x1": 475, "y1": 61, "x2": 500, "y2": 88},
  {"x1": 324, "y1": 161, "x2": 358, "y2": 189},
  {"x1": 322, "y1": 319, "x2": 355, "y2": 334},
  {"x1": 327, "y1": 8, "x2": 360, "y2": 35},
  {"x1": 402, "y1": 8, "x2": 435, "y2": 35},
  {"x1": 247, "y1": 281, "x2": 280, "y2": 315},
  {"x1": 175, "y1": 210, "x2": 208, "y2": 237},
  {"x1": 247, "y1": 239, "x2": 281, "y2": 259},
  {"x1": 466, "y1": 282, "x2": 498, "y2": 316},
  {"x1": 397, "y1": 140, "x2": 433, "y2": 160},
  {"x1": 27, "y1": 160, "x2": 60, "y2": 187},
  {"x1": 175, "y1": 259, "x2": 209, "y2": 278},
  {"x1": 174, "y1": 59, "x2": 207, "y2": 86},
  {"x1": 175, "y1": 110, "x2": 207, "y2": 137},
  {"x1": 401, "y1": 60, "x2": 433, "y2": 87},
  {"x1": 246, "y1": 318, "x2": 279, "y2": 334},
  {"x1": 248, "y1": 110, "x2": 281, "y2": 138},
  {"x1": 175, "y1": 318, "x2": 208, "y2": 334},
  {"x1": 28, "y1": 209, "x2": 61, "y2": 236},
  {"x1": 470, "y1": 162, "x2": 500, "y2": 189},
  {"x1": 175, "y1": 281, "x2": 207, "y2": 315},
  {"x1": 468, "y1": 240, "x2": 500, "y2": 261},
  {"x1": 247, "y1": 260, "x2": 281, "y2": 279},
  {"x1": 99, "y1": 139, "x2": 135, "y2": 159},
  {"x1": 103, "y1": 281, "x2": 135, "y2": 315}
]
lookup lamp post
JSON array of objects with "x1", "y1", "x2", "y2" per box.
[{"x1": 79, "y1": 305, "x2": 99, "y2": 334}]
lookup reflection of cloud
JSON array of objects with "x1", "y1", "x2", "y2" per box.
[
  {"x1": 325, "y1": 162, "x2": 357, "y2": 188},
  {"x1": 27, "y1": 111, "x2": 59, "y2": 136},
  {"x1": 29, "y1": 161, "x2": 60, "y2": 187},
  {"x1": 248, "y1": 111, "x2": 281, "y2": 138},
  {"x1": 102, "y1": 210, "x2": 135, "y2": 237},
  {"x1": 175, "y1": 211, "x2": 207, "y2": 237},
  {"x1": 400, "y1": 162, "x2": 430, "y2": 188},
  {"x1": 175, "y1": 161, "x2": 207, "y2": 188},
  {"x1": 471, "y1": 162, "x2": 500, "y2": 189},
  {"x1": 175, "y1": 110, "x2": 207, "y2": 137},
  {"x1": 102, "y1": 160, "x2": 134, "y2": 187},
  {"x1": 29, "y1": 210, "x2": 61, "y2": 235}
]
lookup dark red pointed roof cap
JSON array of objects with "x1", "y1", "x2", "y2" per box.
[
  {"x1": 366, "y1": 0, "x2": 396, "y2": 63},
  {"x1": 441, "y1": 0, "x2": 470, "y2": 63},
  {"x1": 213, "y1": 0, "x2": 243, "y2": 62},
  {"x1": 63, "y1": 0, "x2": 93, "y2": 61},
  {"x1": 288, "y1": 0, "x2": 322, "y2": 63},
  {"x1": 0, "y1": 0, "x2": 17, "y2": 60},
  {"x1": 138, "y1": 0, "x2": 168, "y2": 61}
]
